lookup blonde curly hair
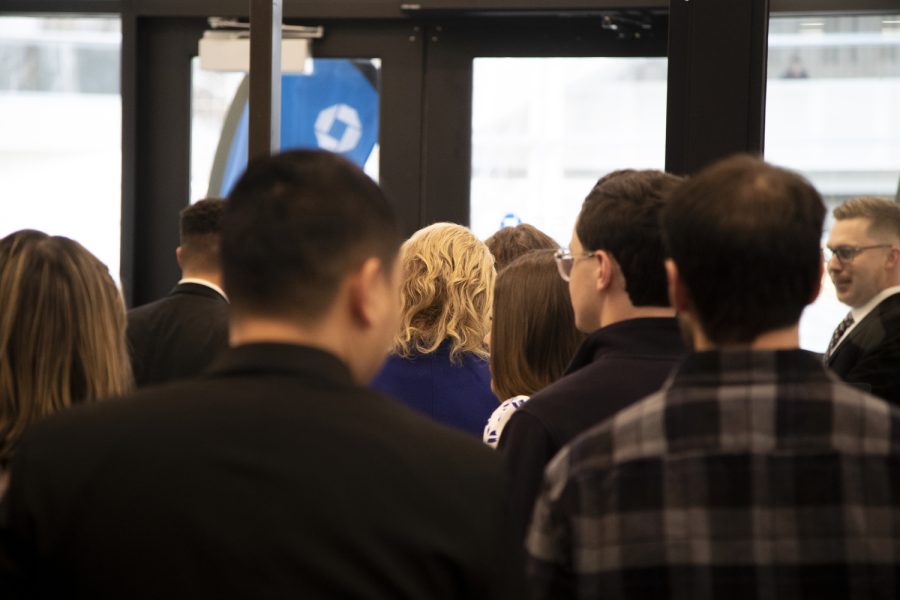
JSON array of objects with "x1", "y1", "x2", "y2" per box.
[{"x1": 393, "y1": 223, "x2": 495, "y2": 362}]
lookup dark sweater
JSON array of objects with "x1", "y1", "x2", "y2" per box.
[{"x1": 498, "y1": 317, "x2": 686, "y2": 541}]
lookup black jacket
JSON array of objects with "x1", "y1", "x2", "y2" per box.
[
  {"x1": 498, "y1": 317, "x2": 686, "y2": 542},
  {"x1": 126, "y1": 282, "x2": 229, "y2": 387},
  {"x1": 0, "y1": 344, "x2": 521, "y2": 599},
  {"x1": 827, "y1": 292, "x2": 900, "y2": 405}
]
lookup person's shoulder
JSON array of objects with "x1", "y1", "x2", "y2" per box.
[
  {"x1": 562, "y1": 388, "x2": 667, "y2": 473},
  {"x1": 522, "y1": 355, "x2": 623, "y2": 416},
  {"x1": 874, "y1": 293, "x2": 900, "y2": 323},
  {"x1": 374, "y1": 386, "x2": 498, "y2": 456}
]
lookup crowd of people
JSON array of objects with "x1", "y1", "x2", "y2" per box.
[{"x1": 2, "y1": 148, "x2": 900, "y2": 598}]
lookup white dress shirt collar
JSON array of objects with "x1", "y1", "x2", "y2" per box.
[{"x1": 178, "y1": 277, "x2": 228, "y2": 301}]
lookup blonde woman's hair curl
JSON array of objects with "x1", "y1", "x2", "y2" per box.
[
  {"x1": 393, "y1": 223, "x2": 495, "y2": 362},
  {"x1": 0, "y1": 230, "x2": 133, "y2": 462}
]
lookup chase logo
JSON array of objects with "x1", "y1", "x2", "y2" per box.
[{"x1": 315, "y1": 104, "x2": 363, "y2": 153}]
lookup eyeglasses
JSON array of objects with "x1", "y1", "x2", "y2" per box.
[
  {"x1": 825, "y1": 244, "x2": 894, "y2": 264},
  {"x1": 554, "y1": 247, "x2": 596, "y2": 282}
]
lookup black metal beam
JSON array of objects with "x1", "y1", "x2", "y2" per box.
[
  {"x1": 125, "y1": 17, "x2": 208, "y2": 307},
  {"x1": 665, "y1": 0, "x2": 770, "y2": 175},
  {"x1": 248, "y1": 0, "x2": 282, "y2": 159}
]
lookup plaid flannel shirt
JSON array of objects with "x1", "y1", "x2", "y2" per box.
[{"x1": 527, "y1": 349, "x2": 900, "y2": 600}]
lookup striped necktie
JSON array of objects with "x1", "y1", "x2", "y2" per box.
[{"x1": 825, "y1": 313, "x2": 854, "y2": 359}]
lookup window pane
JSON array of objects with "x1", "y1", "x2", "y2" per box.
[
  {"x1": 766, "y1": 14, "x2": 900, "y2": 352},
  {"x1": 191, "y1": 58, "x2": 381, "y2": 201},
  {"x1": 471, "y1": 57, "x2": 668, "y2": 246},
  {"x1": 0, "y1": 16, "x2": 121, "y2": 278}
]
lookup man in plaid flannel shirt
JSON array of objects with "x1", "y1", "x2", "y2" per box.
[{"x1": 527, "y1": 155, "x2": 900, "y2": 599}]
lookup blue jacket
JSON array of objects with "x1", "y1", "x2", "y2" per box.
[{"x1": 372, "y1": 342, "x2": 499, "y2": 437}]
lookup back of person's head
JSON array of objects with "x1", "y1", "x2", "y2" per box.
[
  {"x1": 484, "y1": 224, "x2": 557, "y2": 272},
  {"x1": 833, "y1": 196, "x2": 900, "y2": 242},
  {"x1": 576, "y1": 169, "x2": 684, "y2": 306},
  {"x1": 394, "y1": 222, "x2": 495, "y2": 362},
  {"x1": 178, "y1": 198, "x2": 226, "y2": 274},
  {"x1": 661, "y1": 155, "x2": 826, "y2": 345},
  {"x1": 222, "y1": 150, "x2": 401, "y2": 321},
  {"x1": 0, "y1": 230, "x2": 132, "y2": 462},
  {"x1": 490, "y1": 251, "x2": 584, "y2": 400}
]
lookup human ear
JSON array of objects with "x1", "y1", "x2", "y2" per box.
[
  {"x1": 595, "y1": 251, "x2": 612, "y2": 291},
  {"x1": 809, "y1": 254, "x2": 823, "y2": 304},
  {"x1": 665, "y1": 259, "x2": 691, "y2": 313},
  {"x1": 348, "y1": 257, "x2": 385, "y2": 328}
]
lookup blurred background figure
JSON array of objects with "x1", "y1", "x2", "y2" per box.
[
  {"x1": 484, "y1": 223, "x2": 558, "y2": 272},
  {"x1": 0, "y1": 230, "x2": 131, "y2": 494},
  {"x1": 372, "y1": 222, "x2": 498, "y2": 437},
  {"x1": 127, "y1": 198, "x2": 229, "y2": 387},
  {"x1": 483, "y1": 251, "x2": 584, "y2": 448}
]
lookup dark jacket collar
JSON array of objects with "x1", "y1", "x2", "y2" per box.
[
  {"x1": 565, "y1": 317, "x2": 685, "y2": 375},
  {"x1": 206, "y1": 343, "x2": 357, "y2": 388},
  {"x1": 171, "y1": 281, "x2": 228, "y2": 302}
]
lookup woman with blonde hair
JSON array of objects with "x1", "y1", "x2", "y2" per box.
[
  {"x1": 0, "y1": 230, "x2": 132, "y2": 491},
  {"x1": 372, "y1": 222, "x2": 498, "y2": 436}
]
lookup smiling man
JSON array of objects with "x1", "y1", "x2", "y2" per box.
[{"x1": 825, "y1": 196, "x2": 900, "y2": 404}]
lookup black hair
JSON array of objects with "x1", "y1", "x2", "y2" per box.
[
  {"x1": 222, "y1": 150, "x2": 401, "y2": 319},
  {"x1": 575, "y1": 169, "x2": 683, "y2": 306}
]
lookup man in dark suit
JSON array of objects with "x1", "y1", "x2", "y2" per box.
[
  {"x1": 498, "y1": 170, "x2": 687, "y2": 542},
  {"x1": 127, "y1": 198, "x2": 229, "y2": 386},
  {"x1": 825, "y1": 196, "x2": 900, "y2": 404},
  {"x1": 0, "y1": 150, "x2": 521, "y2": 599}
]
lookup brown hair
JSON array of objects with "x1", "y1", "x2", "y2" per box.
[
  {"x1": 490, "y1": 251, "x2": 584, "y2": 400},
  {"x1": 661, "y1": 155, "x2": 825, "y2": 344},
  {"x1": 484, "y1": 224, "x2": 558, "y2": 272},
  {"x1": 394, "y1": 223, "x2": 495, "y2": 362},
  {"x1": 833, "y1": 196, "x2": 900, "y2": 241},
  {"x1": 0, "y1": 230, "x2": 132, "y2": 462}
]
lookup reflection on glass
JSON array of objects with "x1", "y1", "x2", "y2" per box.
[
  {"x1": 471, "y1": 57, "x2": 667, "y2": 247},
  {"x1": 0, "y1": 16, "x2": 121, "y2": 278},
  {"x1": 191, "y1": 58, "x2": 381, "y2": 201},
  {"x1": 766, "y1": 14, "x2": 900, "y2": 352}
]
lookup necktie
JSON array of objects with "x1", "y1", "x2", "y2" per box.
[{"x1": 825, "y1": 313, "x2": 854, "y2": 359}]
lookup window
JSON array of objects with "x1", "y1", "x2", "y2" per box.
[
  {"x1": 0, "y1": 16, "x2": 121, "y2": 278},
  {"x1": 766, "y1": 13, "x2": 900, "y2": 351},
  {"x1": 470, "y1": 57, "x2": 667, "y2": 246}
]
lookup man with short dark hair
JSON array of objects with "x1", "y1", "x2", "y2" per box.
[
  {"x1": 825, "y1": 196, "x2": 900, "y2": 404},
  {"x1": 499, "y1": 169, "x2": 687, "y2": 541},
  {"x1": 127, "y1": 198, "x2": 229, "y2": 386},
  {"x1": 0, "y1": 150, "x2": 520, "y2": 598},
  {"x1": 528, "y1": 155, "x2": 900, "y2": 598}
]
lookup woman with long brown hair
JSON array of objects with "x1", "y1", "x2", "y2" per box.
[
  {"x1": 0, "y1": 230, "x2": 132, "y2": 490},
  {"x1": 483, "y1": 250, "x2": 584, "y2": 448}
]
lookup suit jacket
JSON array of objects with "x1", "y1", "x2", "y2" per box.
[
  {"x1": 371, "y1": 341, "x2": 499, "y2": 437},
  {"x1": 0, "y1": 344, "x2": 521, "y2": 599},
  {"x1": 127, "y1": 282, "x2": 229, "y2": 387},
  {"x1": 498, "y1": 317, "x2": 686, "y2": 542},
  {"x1": 828, "y1": 292, "x2": 900, "y2": 405}
]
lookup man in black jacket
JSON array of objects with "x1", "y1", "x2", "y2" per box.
[
  {"x1": 825, "y1": 196, "x2": 900, "y2": 404},
  {"x1": 0, "y1": 150, "x2": 521, "y2": 599},
  {"x1": 498, "y1": 169, "x2": 687, "y2": 541},
  {"x1": 127, "y1": 198, "x2": 229, "y2": 386}
]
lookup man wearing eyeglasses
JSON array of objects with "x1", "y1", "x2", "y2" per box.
[
  {"x1": 825, "y1": 196, "x2": 900, "y2": 405},
  {"x1": 498, "y1": 169, "x2": 687, "y2": 543}
]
